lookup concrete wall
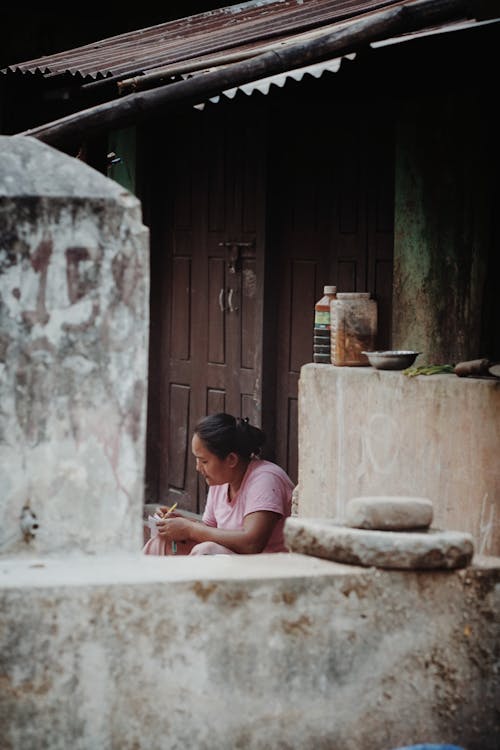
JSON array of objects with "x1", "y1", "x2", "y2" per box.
[
  {"x1": 0, "y1": 136, "x2": 149, "y2": 556},
  {"x1": 298, "y1": 365, "x2": 500, "y2": 557},
  {"x1": 1, "y1": 136, "x2": 499, "y2": 750},
  {"x1": 1, "y1": 553, "x2": 499, "y2": 750}
]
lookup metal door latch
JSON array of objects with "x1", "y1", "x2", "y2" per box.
[{"x1": 218, "y1": 240, "x2": 255, "y2": 274}]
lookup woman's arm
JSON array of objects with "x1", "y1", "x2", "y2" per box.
[{"x1": 156, "y1": 510, "x2": 280, "y2": 554}]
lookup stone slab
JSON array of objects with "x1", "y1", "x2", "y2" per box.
[
  {"x1": 284, "y1": 517, "x2": 474, "y2": 569},
  {"x1": 345, "y1": 495, "x2": 433, "y2": 530}
]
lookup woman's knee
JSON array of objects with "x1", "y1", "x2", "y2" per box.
[
  {"x1": 143, "y1": 536, "x2": 170, "y2": 555},
  {"x1": 189, "y1": 541, "x2": 233, "y2": 556}
]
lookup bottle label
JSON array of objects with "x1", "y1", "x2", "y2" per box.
[{"x1": 314, "y1": 311, "x2": 330, "y2": 326}]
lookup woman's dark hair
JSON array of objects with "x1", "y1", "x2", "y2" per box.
[{"x1": 194, "y1": 413, "x2": 265, "y2": 460}]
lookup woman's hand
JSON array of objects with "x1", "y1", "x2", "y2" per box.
[
  {"x1": 155, "y1": 507, "x2": 280, "y2": 554},
  {"x1": 156, "y1": 516, "x2": 194, "y2": 542},
  {"x1": 156, "y1": 504, "x2": 180, "y2": 518}
]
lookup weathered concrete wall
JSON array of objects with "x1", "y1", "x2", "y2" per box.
[
  {"x1": 392, "y1": 90, "x2": 493, "y2": 364},
  {"x1": 298, "y1": 365, "x2": 500, "y2": 557},
  {"x1": 1, "y1": 135, "x2": 498, "y2": 750},
  {"x1": 1, "y1": 552, "x2": 499, "y2": 750},
  {"x1": 0, "y1": 136, "x2": 149, "y2": 556}
]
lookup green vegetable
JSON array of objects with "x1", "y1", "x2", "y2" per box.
[{"x1": 403, "y1": 364, "x2": 455, "y2": 377}]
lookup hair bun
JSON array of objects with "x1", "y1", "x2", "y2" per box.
[{"x1": 195, "y1": 412, "x2": 265, "y2": 460}]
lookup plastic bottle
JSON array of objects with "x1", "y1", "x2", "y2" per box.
[
  {"x1": 330, "y1": 292, "x2": 377, "y2": 366},
  {"x1": 313, "y1": 285, "x2": 337, "y2": 363}
]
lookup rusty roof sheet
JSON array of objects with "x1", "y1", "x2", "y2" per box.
[
  {"x1": 7, "y1": 0, "x2": 497, "y2": 145},
  {"x1": 1, "y1": 0, "x2": 427, "y2": 81},
  {"x1": 195, "y1": 13, "x2": 496, "y2": 108}
]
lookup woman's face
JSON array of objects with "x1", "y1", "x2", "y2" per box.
[{"x1": 192, "y1": 433, "x2": 234, "y2": 486}]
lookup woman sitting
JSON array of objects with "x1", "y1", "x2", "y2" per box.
[{"x1": 143, "y1": 412, "x2": 294, "y2": 556}]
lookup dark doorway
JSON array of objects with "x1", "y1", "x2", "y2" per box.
[
  {"x1": 145, "y1": 103, "x2": 267, "y2": 514},
  {"x1": 144, "y1": 76, "x2": 394, "y2": 514}
]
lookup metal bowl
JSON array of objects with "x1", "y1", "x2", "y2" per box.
[{"x1": 362, "y1": 350, "x2": 421, "y2": 370}]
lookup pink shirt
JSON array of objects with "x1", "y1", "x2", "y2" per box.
[{"x1": 202, "y1": 458, "x2": 294, "y2": 552}]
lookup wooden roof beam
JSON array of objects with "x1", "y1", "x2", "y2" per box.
[{"x1": 17, "y1": 0, "x2": 477, "y2": 147}]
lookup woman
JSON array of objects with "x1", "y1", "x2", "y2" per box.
[{"x1": 143, "y1": 413, "x2": 294, "y2": 555}]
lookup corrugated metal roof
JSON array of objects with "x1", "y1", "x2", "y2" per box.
[
  {"x1": 0, "y1": 0, "x2": 430, "y2": 81},
  {"x1": 195, "y1": 15, "x2": 498, "y2": 109},
  {"x1": 8, "y1": 0, "x2": 497, "y2": 144},
  {"x1": 197, "y1": 52, "x2": 356, "y2": 108}
]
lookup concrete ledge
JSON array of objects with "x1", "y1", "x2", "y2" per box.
[
  {"x1": 1, "y1": 553, "x2": 499, "y2": 750},
  {"x1": 0, "y1": 551, "x2": 339, "y2": 587},
  {"x1": 298, "y1": 364, "x2": 500, "y2": 556}
]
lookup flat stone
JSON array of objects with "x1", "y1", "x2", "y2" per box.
[
  {"x1": 345, "y1": 496, "x2": 433, "y2": 530},
  {"x1": 284, "y1": 517, "x2": 474, "y2": 569}
]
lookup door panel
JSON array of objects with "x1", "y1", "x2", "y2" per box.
[
  {"x1": 167, "y1": 384, "x2": 190, "y2": 490},
  {"x1": 290, "y1": 261, "x2": 317, "y2": 372},
  {"x1": 150, "y1": 103, "x2": 265, "y2": 514},
  {"x1": 207, "y1": 257, "x2": 226, "y2": 364},
  {"x1": 269, "y1": 86, "x2": 394, "y2": 483},
  {"x1": 170, "y1": 257, "x2": 191, "y2": 361}
]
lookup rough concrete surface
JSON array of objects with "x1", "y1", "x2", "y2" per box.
[
  {"x1": 298, "y1": 365, "x2": 500, "y2": 557},
  {"x1": 1, "y1": 553, "x2": 499, "y2": 750},
  {"x1": 0, "y1": 136, "x2": 150, "y2": 557},
  {"x1": 1, "y1": 135, "x2": 499, "y2": 750}
]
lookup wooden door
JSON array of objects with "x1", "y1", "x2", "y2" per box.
[
  {"x1": 144, "y1": 78, "x2": 394, "y2": 508},
  {"x1": 268, "y1": 82, "x2": 394, "y2": 482},
  {"x1": 146, "y1": 102, "x2": 266, "y2": 514}
]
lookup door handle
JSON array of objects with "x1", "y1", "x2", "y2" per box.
[
  {"x1": 218, "y1": 288, "x2": 226, "y2": 312},
  {"x1": 228, "y1": 288, "x2": 239, "y2": 312}
]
